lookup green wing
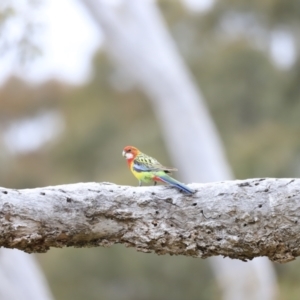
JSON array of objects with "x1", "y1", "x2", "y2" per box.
[{"x1": 134, "y1": 153, "x2": 177, "y2": 173}]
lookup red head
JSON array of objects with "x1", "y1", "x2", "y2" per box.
[{"x1": 122, "y1": 146, "x2": 139, "y2": 161}]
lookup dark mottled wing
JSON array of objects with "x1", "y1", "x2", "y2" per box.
[{"x1": 133, "y1": 153, "x2": 177, "y2": 173}]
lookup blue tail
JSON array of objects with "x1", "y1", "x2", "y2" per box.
[{"x1": 158, "y1": 174, "x2": 195, "y2": 194}]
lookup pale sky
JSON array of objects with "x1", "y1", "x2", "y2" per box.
[
  {"x1": 0, "y1": 0, "x2": 296, "y2": 87},
  {"x1": 0, "y1": 0, "x2": 297, "y2": 155},
  {"x1": 0, "y1": 0, "x2": 102, "y2": 85},
  {"x1": 0, "y1": 0, "x2": 212, "y2": 86},
  {"x1": 0, "y1": 0, "x2": 216, "y2": 154}
]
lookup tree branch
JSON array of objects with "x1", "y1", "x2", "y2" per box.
[{"x1": 0, "y1": 178, "x2": 298, "y2": 263}]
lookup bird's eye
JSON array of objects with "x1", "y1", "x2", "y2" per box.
[{"x1": 128, "y1": 149, "x2": 131, "y2": 152}]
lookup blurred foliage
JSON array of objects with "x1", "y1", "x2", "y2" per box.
[
  {"x1": 1, "y1": 0, "x2": 300, "y2": 299},
  {"x1": 37, "y1": 246, "x2": 216, "y2": 300},
  {"x1": 0, "y1": 0, "x2": 42, "y2": 64}
]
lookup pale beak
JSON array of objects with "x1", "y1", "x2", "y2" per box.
[{"x1": 122, "y1": 150, "x2": 126, "y2": 157}]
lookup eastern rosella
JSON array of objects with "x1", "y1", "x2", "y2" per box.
[{"x1": 122, "y1": 146, "x2": 195, "y2": 194}]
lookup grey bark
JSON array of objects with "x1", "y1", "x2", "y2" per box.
[
  {"x1": 80, "y1": 0, "x2": 277, "y2": 299},
  {"x1": 0, "y1": 178, "x2": 299, "y2": 264}
]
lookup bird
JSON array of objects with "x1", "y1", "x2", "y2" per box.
[{"x1": 122, "y1": 146, "x2": 195, "y2": 194}]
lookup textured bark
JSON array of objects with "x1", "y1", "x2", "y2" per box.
[
  {"x1": 0, "y1": 178, "x2": 298, "y2": 263},
  {"x1": 79, "y1": 1, "x2": 276, "y2": 298}
]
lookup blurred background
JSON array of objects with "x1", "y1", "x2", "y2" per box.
[{"x1": 1, "y1": 0, "x2": 300, "y2": 299}]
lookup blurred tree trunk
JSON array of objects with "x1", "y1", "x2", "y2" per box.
[
  {"x1": 0, "y1": 249, "x2": 53, "y2": 300},
  {"x1": 81, "y1": 0, "x2": 278, "y2": 299}
]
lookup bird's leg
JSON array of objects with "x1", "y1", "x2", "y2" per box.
[
  {"x1": 139, "y1": 181, "x2": 142, "y2": 187},
  {"x1": 153, "y1": 181, "x2": 157, "y2": 186}
]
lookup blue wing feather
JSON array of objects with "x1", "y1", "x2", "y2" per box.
[
  {"x1": 157, "y1": 174, "x2": 195, "y2": 194},
  {"x1": 133, "y1": 155, "x2": 194, "y2": 194},
  {"x1": 133, "y1": 161, "x2": 153, "y2": 172}
]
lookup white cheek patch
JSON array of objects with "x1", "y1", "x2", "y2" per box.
[{"x1": 125, "y1": 153, "x2": 134, "y2": 159}]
